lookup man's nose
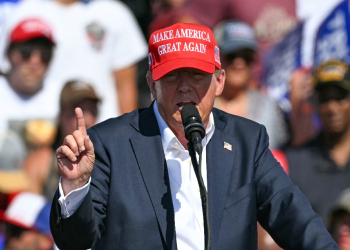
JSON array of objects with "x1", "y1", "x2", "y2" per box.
[
  {"x1": 326, "y1": 99, "x2": 342, "y2": 112},
  {"x1": 28, "y1": 50, "x2": 43, "y2": 64},
  {"x1": 177, "y1": 76, "x2": 192, "y2": 92}
]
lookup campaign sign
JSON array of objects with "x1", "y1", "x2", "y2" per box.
[
  {"x1": 314, "y1": 0, "x2": 350, "y2": 66},
  {"x1": 263, "y1": 23, "x2": 303, "y2": 113}
]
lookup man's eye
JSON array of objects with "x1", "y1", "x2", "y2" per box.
[
  {"x1": 163, "y1": 73, "x2": 178, "y2": 80},
  {"x1": 192, "y1": 72, "x2": 205, "y2": 78}
]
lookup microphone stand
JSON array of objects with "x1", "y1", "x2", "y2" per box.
[{"x1": 188, "y1": 142, "x2": 210, "y2": 250}]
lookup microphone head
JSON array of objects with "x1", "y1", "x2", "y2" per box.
[
  {"x1": 180, "y1": 104, "x2": 205, "y2": 141},
  {"x1": 180, "y1": 104, "x2": 202, "y2": 126}
]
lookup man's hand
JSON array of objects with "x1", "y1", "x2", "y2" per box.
[{"x1": 56, "y1": 108, "x2": 95, "y2": 195}]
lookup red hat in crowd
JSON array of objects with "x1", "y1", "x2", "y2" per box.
[
  {"x1": 10, "y1": 18, "x2": 55, "y2": 44},
  {"x1": 148, "y1": 23, "x2": 221, "y2": 81},
  {"x1": 0, "y1": 192, "x2": 52, "y2": 237}
]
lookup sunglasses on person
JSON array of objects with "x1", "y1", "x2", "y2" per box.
[
  {"x1": 16, "y1": 44, "x2": 52, "y2": 64},
  {"x1": 223, "y1": 49, "x2": 255, "y2": 65}
]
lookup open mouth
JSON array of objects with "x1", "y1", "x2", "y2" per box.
[{"x1": 177, "y1": 101, "x2": 196, "y2": 109}]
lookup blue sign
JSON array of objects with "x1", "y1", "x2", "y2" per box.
[
  {"x1": 263, "y1": 23, "x2": 303, "y2": 113},
  {"x1": 314, "y1": 0, "x2": 350, "y2": 66}
]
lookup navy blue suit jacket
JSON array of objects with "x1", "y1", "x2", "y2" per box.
[{"x1": 50, "y1": 104, "x2": 338, "y2": 250}]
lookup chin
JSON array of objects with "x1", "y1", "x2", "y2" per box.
[{"x1": 328, "y1": 126, "x2": 345, "y2": 134}]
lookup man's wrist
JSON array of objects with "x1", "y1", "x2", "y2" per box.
[{"x1": 61, "y1": 177, "x2": 89, "y2": 196}]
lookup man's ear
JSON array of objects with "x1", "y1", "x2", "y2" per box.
[
  {"x1": 215, "y1": 69, "x2": 225, "y2": 97},
  {"x1": 146, "y1": 71, "x2": 157, "y2": 100}
]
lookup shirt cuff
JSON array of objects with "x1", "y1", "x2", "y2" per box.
[{"x1": 58, "y1": 177, "x2": 90, "y2": 218}]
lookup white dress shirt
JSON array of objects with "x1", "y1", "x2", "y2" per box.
[{"x1": 58, "y1": 101, "x2": 215, "y2": 250}]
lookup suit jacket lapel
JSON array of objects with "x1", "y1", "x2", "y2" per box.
[
  {"x1": 130, "y1": 104, "x2": 177, "y2": 250},
  {"x1": 207, "y1": 109, "x2": 236, "y2": 250}
]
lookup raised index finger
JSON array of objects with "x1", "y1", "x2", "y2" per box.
[{"x1": 75, "y1": 107, "x2": 87, "y2": 137}]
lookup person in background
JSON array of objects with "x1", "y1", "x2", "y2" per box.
[
  {"x1": 0, "y1": 0, "x2": 148, "y2": 122},
  {"x1": 287, "y1": 60, "x2": 350, "y2": 224},
  {"x1": 0, "y1": 18, "x2": 58, "y2": 134},
  {"x1": 0, "y1": 192, "x2": 53, "y2": 250},
  {"x1": 56, "y1": 80, "x2": 100, "y2": 141},
  {"x1": 23, "y1": 80, "x2": 100, "y2": 199},
  {"x1": 213, "y1": 20, "x2": 290, "y2": 150},
  {"x1": 328, "y1": 188, "x2": 350, "y2": 250}
]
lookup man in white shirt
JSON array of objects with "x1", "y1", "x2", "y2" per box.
[
  {"x1": 0, "y1": 0, "x2": 148, "y2": 122},
  {"x1": 0, "y1": 18, "x2": 60, "y2": 133},
  {"x1": 50, "y1": 23, "x2": 338, "y2": 250}
]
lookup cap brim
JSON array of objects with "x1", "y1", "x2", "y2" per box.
[
  {"x1": 0, "y1": 209, "x2": 33, "y2": 231},
  {"x1": 11, "y1": 34, "x2": 55, "y2": 46},
  {"x1": 315, "y1": 81, "x2": 350, "y2": 92},
  {"x1": 61, "y1": 96, "x2": 100, "y2": 109},
  {"x1": 152, "y1": 58, "x2": 216, "y2": 81}
]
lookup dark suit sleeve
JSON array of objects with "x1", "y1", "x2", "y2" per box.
[
  {"x1": 255, "y1": 125, "x2": 338, "y2": 250},
  {"x1": 50, "y1": 127, "x2": 111, "y2": 250}
]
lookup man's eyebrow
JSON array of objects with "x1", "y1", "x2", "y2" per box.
[{"x1": 166, "y1": 70, "x2": 181, "y2": 75}]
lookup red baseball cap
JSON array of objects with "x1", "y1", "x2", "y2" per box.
[
  {"x1": 148, "y1": 23, "x2": 221, "y2": 81},
  {"x1": 10, "y1": 18, "x2": 54, "y2": 44},
  {"x1": 0, "y1": 192, "x2": 52, "y2": 237}
]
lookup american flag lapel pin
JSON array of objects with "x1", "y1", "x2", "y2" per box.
[{"x1": 223, "y1": 141, "x2": 232, "y2": 151}]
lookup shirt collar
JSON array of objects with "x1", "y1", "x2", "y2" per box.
[{"x1": 153, "y1": 101, "x2": 215, "y2": 152}]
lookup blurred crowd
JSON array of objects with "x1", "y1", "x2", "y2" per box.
[{"x1": 0, "y1": 0, "x2": 350, "y2": 249}]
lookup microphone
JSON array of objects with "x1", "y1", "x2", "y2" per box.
[
  {"x1": 181, "y1": 104, "x2": 211, "y2": 250},
  {"x1": 180, "y1": 104, "x2": 205, "y2": 155}
]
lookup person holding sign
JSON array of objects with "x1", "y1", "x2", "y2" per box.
[{"x1": 50, "y1": 23, "x2": 337, "y2": 250}]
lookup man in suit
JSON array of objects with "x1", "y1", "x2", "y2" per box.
[{"x1": 50, "y1": 23, "x2": 338, "y2": 250}]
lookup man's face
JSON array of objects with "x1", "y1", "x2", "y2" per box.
[
  {"x1": 317, "y1": 85, "x2": 350, "y2": 134},
  {"x1": 147, "y1": 68, "x2": 225, "y2": 131},
  {"x1": 8, "y1": 41, "x2": 52, "y2": 95},
  {"x1": 221, "y1": 49, "x2": 254, "y2": 90}
]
